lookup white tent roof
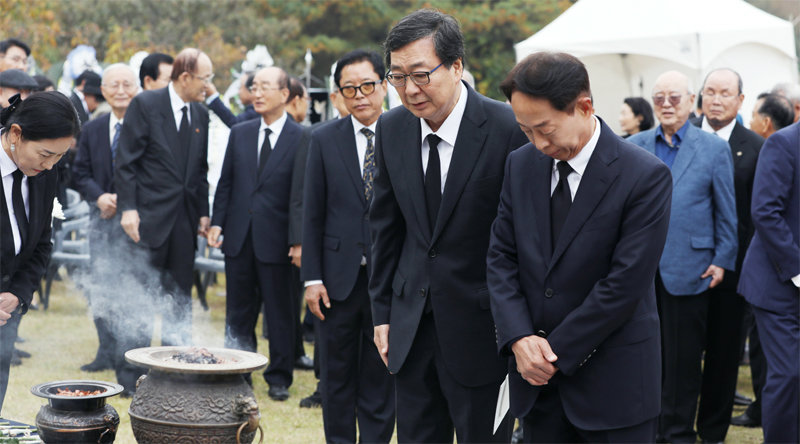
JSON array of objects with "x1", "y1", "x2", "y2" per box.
[{"x1": 516, "y1": 0, "x2": 796, "y2": 70}]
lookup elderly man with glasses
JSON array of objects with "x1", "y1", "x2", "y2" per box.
[
  {"x1": 368, "y1": 9, "x2": 527, "y2": 443},
  {"x1": 629, "y1": 70, "x2": 738, "y2": 444}
]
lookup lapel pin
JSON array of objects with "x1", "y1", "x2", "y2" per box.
[
  {"x1": 195, "y1": 128, "x2": 200, "y2": 133},
  {"x1": 736, "y1": 151, "x2": 743, "y2": 157}
]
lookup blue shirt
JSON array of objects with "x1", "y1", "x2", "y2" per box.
[{"x1": 655, "y1": 120, "x2": 690, "y2": 169}]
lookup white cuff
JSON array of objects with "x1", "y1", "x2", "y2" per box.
[
  {"x1": 305, "y1": 280, "x2": 323, "y2": 288},
  {"x1": 205, "y1": 93, "x2": 220, "y2": 105},
  {"x1": 791, "y1": 274, "x2": 800, "y2": 288}
]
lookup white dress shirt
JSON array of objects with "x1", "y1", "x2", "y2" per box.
[
  {"x1": 257, "y1": 112, "x2": 288, "y2": 163},
  {"x1": 168, "y1": 82, "x2": 189, "y2": 129},
  {"x1": 550, "y1": 115, "x2": 601, "y2": 200},
  {"x1": 420, "y1": 83, "x2": 468, "y2": 193},
  {"x1": 108, "y1": 113, "x2": 123, "y2": 147},
  {"x1": 0, "y1": 138, "x2": 29, "y2": 255},
  {"x1": 73, "y1": 88, "x2": 89, "y2": 115},
  {"x1": 701, "y1": 117, "x2": 736, "y2": 141}
]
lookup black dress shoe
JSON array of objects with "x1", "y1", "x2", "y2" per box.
[
  {"x1": 268, "y1": 385, "x2": 289, "y2": 401},
  {"x1": 294, "y1": 355, "x2": 314, "y2": 370},
  {"x1": 14, "y1": 348, "x2": 30, "y2": 358},
  {"x1": 299, "y1": 390, "x2": 322, "y2": 408},
  {"x1": 80, "y1": 360, "x2": 113, "y2": 372},
  {"x1": 731, "y1": 412, "x2": 760, "y2": 427},
  {"x1": 734, "y1": 391, "x2": 753, "y2": 406}
]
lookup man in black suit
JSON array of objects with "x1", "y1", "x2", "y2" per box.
[
  {"x1": 488, "y1": 51, "x2": 672, "y2": 444},
  {"x1": 70, "y1": 70, "x2": 103, "y2": 126},
  {"x1": 73, "y1": 63, "x2": 144, "y2": 394},
  {"x1": 369, "y1": 10, "x2": 528, "y2": 442},
  {"x1": 688, "y1": 68, "x2": 763, "y2": 441},
  {"x1": 303, "y1": 49, "x2": 395, "y2": 443},
  {"x1": 208, "y1": 66, "x2": 303, "y2": 401},
  {"x1": 139, "y1": 52, "x2": 173, "y2": 91},
  {"x1": 116, "y1": 48, "x2": 212, "y2": 347}
]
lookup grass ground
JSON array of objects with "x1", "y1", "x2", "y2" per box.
[{"x1": 2, "y1": 271, "x2": 765, "y2": 443}]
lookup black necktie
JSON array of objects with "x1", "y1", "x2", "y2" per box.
[
  {"x1": 424, "y1": 134, "x2": 442, "y2": 233},
  {"x1": 177, "y1": 106, "x2": 190, "y2": 171},
  {"x1": 258, "y1": 128, "x2": 272, "y2": 175},
  {"x1": 11, "y1": 169, "x2": 28, "y2": 248},
  {"x1": 550, "y1": 160, "x2": 573, "y2": 251},
  {"x1": 361, "y1": 128, "x2": 375, "y2": 203},
  {"x1": 111, "y1": 122, "x2": 121, "y2": 166}
]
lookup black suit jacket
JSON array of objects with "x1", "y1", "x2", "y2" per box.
[
  {"x1": 70, "y1": 92, "x2": 89, "y2": 126},
  {"x1": 288, "y1": 125, "x2": 313, "y2": 246},
  {"x1": 487, "y1": 119, "x2": 672, "y2": 429},
  {"x1": 115, "y1": 87, "x2": 209, "y2": 249},
  {"x1": 73, "y1": 114, "x2": 113, "y2": 202},
  {"x1": 691, "y1": 117, "x2": 763, "y2": 275},
  {"x1": 301, "y1": 116, "x2": 371, "y2": 300},
  {"x1": 0, "y1": 168, "x2": 56, "y2": 312},
  {"x1": 208, "y1": 97, "x2": 260, "y2": 129},
  {"x1": 368, "y1": 84, "x2": 528, "y2": 387},
  {"x1": 211, "y1": 115, "x2": 303, "y2": 264}
]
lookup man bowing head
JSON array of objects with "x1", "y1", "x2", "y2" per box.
[{"x1": 487, "y1": 52, "x2": 672, "y2": 443}]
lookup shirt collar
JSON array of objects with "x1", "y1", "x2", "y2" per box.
[
  {"x1": 351, "y1": 115, "x2": 378, "y2": 137},
  {"x1": 556, "y1": 115, "x2": 601, "y2": 177},
  {"x1": 109, "y1": 113, "x2": 123, "y2": 129},
  {"x1": 259, "y1": 111, "x2": 288, "y2": 136},
  {"x1": 656, "y1": 119, "x2": 691, "y2": 147},
  {"x1": 420, "y1": 82, "x2": 468, "y2": 147},
  {"x1": 701, "y1": 117, "x2": 736, "y2": 141},
  {"x1": 168, "y1": 82, "x2": 188, "y2": 116}
]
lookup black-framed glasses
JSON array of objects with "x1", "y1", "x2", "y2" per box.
[
  {"x1": 339, "y1": 81, "x2": 378, "y2": 99},
  {"x1": 386, "y1": 63, "x2": 443, "y2": 87},
  {"x1": 652, "y1": 94, "x2": 685, "y2": 107}
]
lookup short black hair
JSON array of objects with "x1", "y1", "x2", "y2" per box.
[
  {"x1": 287, "y1": 76, "x2": 306, "y2": 103},
  {"x1": 384, "y1": 9, "x2": 464, "y2": 71},
  {"x1": 334, "y1": 50, "x2": 385, "y2": 88},
  {"x1": 624, "y1": 97, "x2": 654, "y2": 132},
  {"x1": 139, "y1": 52, "x2": 174, "y2": 87},
  {"x1": 703, "y1": 68, "x2": 743, "y2": 95},
  {"x1": 500, "y1": 52, "x2": 591, "y2": 113},
  {"x1": 757, "y1": 92, "x2": 795, "y2": 131},
  {"x1": 244, "y1": 72, "x2": 255, "y2": 89},
  {"x1": 0, "y1": 38, "x2": 31, "y2": 57},
  {"x1": 32, "y1": 74, "x2": 54, "y2": 92},
  {"x1": 0, "y1": 91, "x2": 80, "y2": 141}
]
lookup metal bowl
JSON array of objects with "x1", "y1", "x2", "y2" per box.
[
  {"x1": 31, "y1": 380, "x2": 123, "y2": 411},
  {"x1": 125, "y1": 346, "x2": 268, "y2": 374}
]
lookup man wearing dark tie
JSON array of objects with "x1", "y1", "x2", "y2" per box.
[
  {"x1": 369, "y1": 9, "x2": 527, "y2": 442},
  {"x1": 303, "y1": 49, "x2": 395, "y2": 443},
  {"x1": 738, "y1": 121, "x2": 799, "y2": 444},
  {"x1": 488, "y1": 52, "x2": 672, "y2": 444},
  {"x1": 208, "y1": 66, "x2": 304, "y2": 402},
  {"x1": 73, "y1": 63, "x2": 142, "y2": 394},
  {"x1": 116, "y1": 48, "x2": 212, "y2": 347}
]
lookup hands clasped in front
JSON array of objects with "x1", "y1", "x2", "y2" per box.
[{"x1": 512, "y1": 335, "x2": 559, "y2": 386}]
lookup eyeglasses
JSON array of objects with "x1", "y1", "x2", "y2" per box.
[
  {"x1": 652, "y1": 94, "x2": 685, "y2": 107},
  {"x1": 339, "y1": 81, "x2": 378, "y2": 99},
  {"x1": 191, "y1": 73, "x2": 214, "y2": 84},
  {"x1": 248, "y1": 84, "x2": 282, "y2": 94},
  {"x1": 386, "y1": 63, "x2": 443, "y2": 87},
  {"x1": 102, "y1": 81, "x2": 137, "y2": 92},
  {"x1": 701, "y1": 90, "x2": 737, "y2": 101}
]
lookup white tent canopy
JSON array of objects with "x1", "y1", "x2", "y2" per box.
[{"x1": 515, "y1": 0, "x2": 798, "y2": 132}]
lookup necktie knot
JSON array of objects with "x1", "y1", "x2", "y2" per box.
[
  {"x1": 556, "y1": 160, "x2": 573, "y2": 179},
  {"x1": 114, "y1": 122, "x2": 121, "y2": 131},
  {"x1": 12, "y1": 168, "x2": 23, "y2": 181},
  {"x1": 427, "y1": 134, "x2": 442, "y2": 151},
  {"x1": 361, "y1": 127, "x2": 374, "y2": 141}
]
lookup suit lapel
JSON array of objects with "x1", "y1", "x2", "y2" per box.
[
  {"x1": 728, "y1": 123, "x2": 746, "y2": 165},
  {"x1": 548, "y1": 121, "x2": 619, "y2": 271},
  {"x1": 337, "y1": 117, "x2": 366, "y2": 204},
  {"x1": 398, "y1": 112, "x2": 430, "y2": 240},
  {"x1": 670, "y1": 126, "x2": 698, "y2": 186},
  {"x1": 158, "y1": 90, "x2": 182, "y2": 180},
  {"x1": 533, "y1": 153, "x2": 554, "y2": 263},
  {"x1": 432, "y1": 87, "x2": 488, "y2": 243}
]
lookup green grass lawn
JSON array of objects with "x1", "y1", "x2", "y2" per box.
[{"x1": 2, "y1": 270, "x2": 765, "y2": 443}]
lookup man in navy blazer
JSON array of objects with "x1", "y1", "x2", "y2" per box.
[
  {"x1": 488, "y1": 52, "x2": 672, "y2": 443},
  {"x1": 302, "y1": 49, "x2": 395, "y2": 443},
  {"x1": 738, "y1": 122, "x2": 800, "y2": 444},
  {"x1": 73, "y1": 63, "x2": 140, "y2": 389},
  {"x1": 369, "y1": 10, "x2": 528, "y2": 443},
  {"x1": 208, "y1": 66, "x2": 303, "y2": 402},
  {"x1": 629, "y1": 70, "x2": 738, "y2": 443}
]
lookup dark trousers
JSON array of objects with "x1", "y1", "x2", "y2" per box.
[
  {"x1": 696, "y1": 279, "x2": 745, "y2": 441},
  {"x1": 752, "y1": 304, "x2": 799, "y2": 444},
  {"x1": 522, "y1": 384, "x2": 658, "y2": 443},
  {"x1": 656, "y1": 277, "x2": 709, "y2": 443},
  {"x1": 0, "y1": 311, "x2": 21, "y2": 414},
  {"x1": 743, "y1": 303, "x2": 767, "y2": 422},
  {"x1": 395, "y1": 311, "x2": 511, "y2": 443},
  {"x1": 148, "y1": 209, "x2": 196, "y2": 347},
  {"x1": 318, "y1": 268, "x2": 395, "y2": 443},
  {"x1": 224, "y1": 230, "x2": 294, "y2": 388}
]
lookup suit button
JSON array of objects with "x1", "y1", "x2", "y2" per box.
[
  {"x1": 419, "y1": 288, "x2": 426, "y2": 298},
  {"x1": 428, "y1": 249, "x2": 437, "y2": 258},
  {"x1": 544, "y1": 288, "x2": 554, "y2": 298}
]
